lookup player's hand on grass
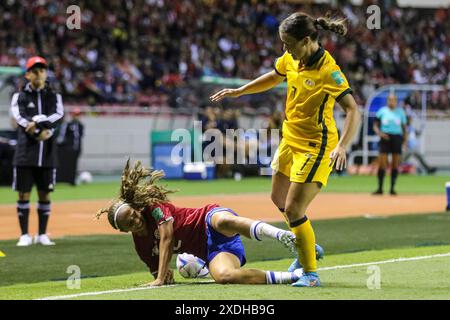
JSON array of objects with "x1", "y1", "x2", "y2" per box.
[
  {"x1": 209, "y1": 88, "x2": 242, "y2": 102},
  {"x1": 139, "y1": 270, "x2": 174, "y2": 287},
  {"x1": 330, "y1": 144, "x2": 347, "y2": 171},
  {"x1": 140, "y1": 278, "x2": 165, "y2": 287}
]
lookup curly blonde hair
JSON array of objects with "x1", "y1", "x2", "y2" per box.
[{"x1": 95, "y1": 159, "x2": 176, "y2": 229}]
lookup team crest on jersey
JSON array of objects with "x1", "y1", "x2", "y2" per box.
[
  {"x1": 303, "y1": 78, "x2": 315, "y2": 89},
  {"x1": 27, "y1": 102, "x2": 36, "y2": 108},
  {"x1": 331, "y1": 71, "x2": 345, "y2": 85}
]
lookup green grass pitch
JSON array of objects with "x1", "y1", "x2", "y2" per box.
[
  {"x1": 1, "y1": 212, "x2": 450, "y2": 299},
  {"x1": 1, "y1": 174, "x2": 449, "y2": 299}
]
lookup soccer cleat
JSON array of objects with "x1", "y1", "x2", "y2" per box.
[
  {"x1": 288, "y1": 244, "x2": 324, "y2": 272},
  {"x1": 34, "y1": 234, "x2": 55, "y2": 246},
  {"x1": 17, "y1": 234, "x2": 33, "y2": 247},
  {"x1": 292, "y1": 272, "x2": 321, "y2": 287},
  {"x1": 277, "y1": 231, "x2": 297, "y2": 255}
]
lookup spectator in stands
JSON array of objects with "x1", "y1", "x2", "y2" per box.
[{"x1": 1, "y1": 1, "x2": 448, "y2": 109}]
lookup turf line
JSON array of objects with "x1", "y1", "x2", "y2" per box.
[
  {"x1": 37, "y1": 285, "x2": 178, "y2": 300},
  {"x1": 317, "y1": 252, "x2": 450, "y2": 271},
  {"x1": 36, "y1": 252, "x2": 450, "y2": 300}
]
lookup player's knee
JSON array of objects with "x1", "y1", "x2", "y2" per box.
[
  {"x1": 215, "y1": 213, "x2": 235, "y2": 231},
  {"x1": 18, "y1": 192, "x2": 30, "y2": 201},
  {"x1": 214, "y1": 269, "x2": 238, "y2": 284},
  {"x1": 285, "y1": 205, "x2": 306, "y2": 221}
]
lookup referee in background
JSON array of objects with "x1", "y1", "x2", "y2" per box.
[
  {"x1": 10, "y1": 56, "x2": 64, "y2": 246},
  {"x1": 373, "y1": 93, "x2": 408, "y2": 195}
]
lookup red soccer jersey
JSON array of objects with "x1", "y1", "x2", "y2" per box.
[{"x1": 132, "y1": 202, "x2": 219, "y2": 276}]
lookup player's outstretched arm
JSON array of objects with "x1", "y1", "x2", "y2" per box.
[
  {"x1": 147, "y1": 220, "x2": 175, "y2": 286},
  {"x1": 209, "y1": 70, "x2": 285, "y2": 102}
]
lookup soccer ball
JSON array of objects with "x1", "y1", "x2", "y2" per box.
[
  {"x1": 79, "y1": 171, "x2": 93, "y2": 184},
  {"x1": 176, "y1": 253, "x2": 209, "y2": 279}
]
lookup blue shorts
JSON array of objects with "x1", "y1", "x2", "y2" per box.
[{"x1": 205, "y1": 207, "x2": 247, "y2": 267}]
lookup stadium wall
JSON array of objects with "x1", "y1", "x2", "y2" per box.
[{"x1": 0, "y1": 112, "x2": 448, "y2": 173}]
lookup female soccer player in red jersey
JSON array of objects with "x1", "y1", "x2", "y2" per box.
[{"x1": 96, "y1": 160, "x2": 323, "y2": 286}]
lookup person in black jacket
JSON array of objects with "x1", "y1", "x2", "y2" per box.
[
  {"x1": 56, "y1": 107, "x2": 84, "y2": 185},
  {"x1": 10, "y1": 56, "x2": 64, "y2": 246}
]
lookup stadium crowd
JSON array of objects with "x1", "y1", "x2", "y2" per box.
[{"x1": 0, "y1": 0, "x2": 449, "y2": 108}]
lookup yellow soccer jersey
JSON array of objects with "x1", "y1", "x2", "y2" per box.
[{"x1": 274, "y1": 47, "x2": 352, "y2": 150}]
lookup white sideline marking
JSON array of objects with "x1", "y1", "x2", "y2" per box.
[
  {"x1": 37, "y1": 285, "x2": 177, "y2": 300},
  {"x1": 37, "y1": 252, "x2": 450, "y2": 300},
  {"x1": 318, "y1": 252, "x2": 450, "y2": 271}
]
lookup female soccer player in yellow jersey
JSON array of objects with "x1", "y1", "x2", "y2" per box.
[{"x1": 210, "y1": 12, "x2": 361, "y2": 287}]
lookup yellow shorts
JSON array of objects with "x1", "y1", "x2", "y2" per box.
[{"x1": 270, "y1": 138, "x2": 337, "y2": 186}]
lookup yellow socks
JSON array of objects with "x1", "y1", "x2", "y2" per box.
[{"x1": 290, "y1": 216, "x2": 317, "y2": 273}]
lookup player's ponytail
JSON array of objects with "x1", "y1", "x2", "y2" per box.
[
  {"x1": 279, "y1": 12, "x2": 347, "y2": 41},
  {"x1": 119, "y1": 158, "x2": 176, "y2": 211},
  {"x1": 314, "y1": 14, "x2": 347, "y2": 36}
]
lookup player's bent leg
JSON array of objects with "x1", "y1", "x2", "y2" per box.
[
  {"x1": 209, "y1": 252, "x2": 263, "y2": 284},
  {"x1": 209, "y1": 252, "x2": 302, "y2": 285},
  {"x1": 210, "y1": 211, "x2": 296, "y2": 254},
  {"x1": 210, "y1": 211, "x2": 249, "y2": 238}
]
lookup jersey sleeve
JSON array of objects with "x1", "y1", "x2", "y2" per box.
[
  {"x1": 150, "y1": 204, "x2": 174, "y2": 225},
  {"x1": 274, "y1": 51, "x2": 288, "y2": 77},
  {"x1": 44, "y1": 93, "x2": 64, "y2": 128},
  {"x1": 322, "y1": 64, "x2": 352, "y2": 102},
  {"x1": 376, "y1": 107, "x2": 384, "y2": 120},
  {"x1": 10, "y1": 93, "x2": 31, "y2": 128}
]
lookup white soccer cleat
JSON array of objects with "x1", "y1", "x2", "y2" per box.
[
  {"x1": 277, "y1": 231, "x2": 297, "y2": 255},
  {"x1": 17, "y1": 234, "x2": 33, "y2": 247},
  {"x1": 34, "y1": 234, "x2": 55, "y2": 246}
]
